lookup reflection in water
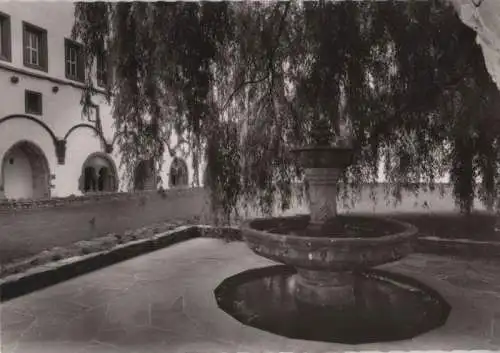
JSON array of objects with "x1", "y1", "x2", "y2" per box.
[{"x1": 215, "y1": 266, "x2": 450, "y2": 344}]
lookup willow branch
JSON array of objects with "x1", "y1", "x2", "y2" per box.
[
  {"x1": 164, "y1": 136, "x2": 189, "y2": 157},
  {"x1": 222, "y1": 2, "x2": 291, "y2": 111}
]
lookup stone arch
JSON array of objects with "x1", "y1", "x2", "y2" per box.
[
  {"x1": 79, "y1": 152, "x2": 118, "y2": 193},
  {"x1": 1, "y1": 140, "x2": 51, "y2": 200},
  {"x1": 134, "y1": 159, "x2": 156, "y2": 191},
  {"x1": 0, "y1": 114, "x2": 66, "y2": 164},
  {"x1": 169, "y1": 157, "x2": 189, "y2": 188},
  {"x1": 64, "y1": 123, "x2": 111, "y2": 153}
]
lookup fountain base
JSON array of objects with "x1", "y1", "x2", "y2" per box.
[
  {"x1": 295, "y1": 270, "x2": 354, "y2": 307},
  {"x1": 215, "y1": 265, "x2": 451, "y2": 344}
]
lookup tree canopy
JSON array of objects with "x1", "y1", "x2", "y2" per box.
[{"x1": 73, "y1": 0, "x2": 500, "y2": 220}]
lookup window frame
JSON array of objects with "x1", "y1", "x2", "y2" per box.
[
  {"x1": 22, "y1": 22, "x2": 48, "y2": 72},
  {"x1": 0, "y1": 12, "x2": 12, "y2": 62},
  {"x1": 64, "y1": 38, "x2": 84, "y2": 82},
  {"x1": 25, "y1": 90, "x2": 43, "y2": 116}
]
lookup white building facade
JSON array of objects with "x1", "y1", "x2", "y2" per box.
[{"x1": 0, "y1": 2, "x2": 201, "y2": 200}]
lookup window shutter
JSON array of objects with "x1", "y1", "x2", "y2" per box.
[
  {"x1": 40, "y1": 31, "x2": 48, "y2": 71},
  {"x1": 64, "y1": 40, "x2": 69, "y2": 71},
  {"x1": 6, "y1": 19, "x2": 11, "y2": 61},
  {"x1": 1, "y1": 15, "x2": 12, "y2": 61},
  {"x1": 77, "y1": 47, "x2": 85, "y2": 82},
  {"x1": 22, "y1": 26, "x2": 28, "y2": 65}
]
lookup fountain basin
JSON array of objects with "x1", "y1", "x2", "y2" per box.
[
  {"x1": 242, "y1": 214, "x2": 418, "y2": 306},
  {"x1": 215, "y1": 265, "x2": 451, "y2": 344},
  {"x1": 291, "y1": 146, "x2": 354, "y2": 169},
  {"x1": 242, "y1": 215, "x2": 418, "y2": 272}
]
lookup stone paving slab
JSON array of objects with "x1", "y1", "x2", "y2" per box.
[{"x1": 1, "y1": 238, "x2": 500, "y2": 352}]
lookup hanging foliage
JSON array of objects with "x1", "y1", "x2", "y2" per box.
[{"x1": 73, "y1": 1, "x2": 500, "y2": 219}]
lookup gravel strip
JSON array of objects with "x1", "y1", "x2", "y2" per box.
[{"x1": 0, "y1": 220, "x2": 186, "y2": 279}]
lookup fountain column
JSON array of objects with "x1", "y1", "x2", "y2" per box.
[{"x1": 305, "y1": 167, "x2": 344, "y2": 236}]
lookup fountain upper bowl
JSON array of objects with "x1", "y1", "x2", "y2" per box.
[
  {"x1": 241, "y1": 215, "x2": 418, "y2": 272},
  {"x1": 290, "y1": 146, "x2": 354, "y2": 169}
]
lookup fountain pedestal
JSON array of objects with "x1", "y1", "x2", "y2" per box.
[
  {"x1": 295, "y1": 269, "x2": 355, "y2": 307},
  {"x1": 305, "y1": 167, "x2": 345, "y2": 237}
]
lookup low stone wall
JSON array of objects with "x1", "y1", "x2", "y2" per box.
[
  {"x1": 237, "y1": 183, "x2": 488, "y2": 219},
  {"x1": 0, "y1": 187, "x2": 211, "y2": 264}
]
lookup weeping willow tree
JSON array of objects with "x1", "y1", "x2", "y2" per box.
[{"x1": 73, "y1": 0, "x2": 500, "y2": 220}]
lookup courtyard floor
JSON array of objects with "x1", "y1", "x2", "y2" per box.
[{"x1": 1, "y1": 237, "x2": 500, "y2": 353}]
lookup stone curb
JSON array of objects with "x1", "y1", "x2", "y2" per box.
[
  {"x1": 0, "y1": 225, "x2": 200, "y2": 302},
  {"x1": 1, "y1": 225, "x2": 499, "y2": 303},
  {"x1": 416, "y1": 236, "x2": 500, "y2": 259}
]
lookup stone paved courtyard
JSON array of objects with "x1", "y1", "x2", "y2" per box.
[{"x1": 1, "y1": 237, "x2": 500, "y2": 353}]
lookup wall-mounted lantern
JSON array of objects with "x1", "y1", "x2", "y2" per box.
[
  {"x1": 52, "y1": 86, "x2": 59, "y2": 93},
  {"x1": 105, "y1": 143, "x2": 113, "y2": 154},
  {"x1": 55, "y1": 139, "x2": 67, "y2": 165},
  {"x1": 10, "y1": 76, "x2": 19, "y2": 84}
]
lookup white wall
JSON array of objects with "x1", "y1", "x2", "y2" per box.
[
  {"x1": 0, "y1": 65, "x2": 114, "y2": 197},
  {"x1": 0, "y1": 2, "x2": 112, "y2": 197},
  {"x1": 0, "y1": 2, "x2": 195, "y2": 198},
  {"x1": 0, "y1": 2, "x2": 76, "y2": 81}
]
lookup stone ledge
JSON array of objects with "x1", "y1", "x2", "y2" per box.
[
  {"x1": 0, "y1": 187, "x2": 207, "y2": 211},
  {"x1": 416, "y1": 236, "x2": 500, "y2": 259}
]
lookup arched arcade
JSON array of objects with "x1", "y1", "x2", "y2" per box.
[
  {"x1": 134, "y1": 159, "x2": 156, "y2": 191},
  {"x1": 1, "y1": 140, "x2": 51, "y2": 200},
  {"x1": 169, "y1": 157, "x2": 189, "y2": 188},
  {"x1": 79, "y1": 152, "x2": 118, "y2": 193}
]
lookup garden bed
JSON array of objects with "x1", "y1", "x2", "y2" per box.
[
  {"x1": 1, "y1": 222, "x2": 241, "y2": 281},
  {"x1": 0, "y1": 221, "x2": 184, "y2": 279}
]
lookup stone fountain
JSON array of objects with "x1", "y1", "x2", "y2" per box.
[
  {"x1": 215, "y1": 118, "x2": 450, "y2": 344},
  {"x1": 241, "y1": 119, "x2": 418, "y2": 307}
]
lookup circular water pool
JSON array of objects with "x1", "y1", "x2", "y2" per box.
[{"x1": 215, "y1": 265, "x2": 450, "y2": 344}]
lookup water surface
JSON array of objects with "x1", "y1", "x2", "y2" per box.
[{"x1": 215, "y1": 265, "x2": 450, "y2": 344}]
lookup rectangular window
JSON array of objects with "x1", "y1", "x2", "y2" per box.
[
  {"x1": 65, "y1": 38, "x2": 84, "y2": 82},
  {"x1": 23, "y1": 22, "x2": 48, "y2": 71},
  {"x1": 25, "y1": 90, "x2": 43, "y2": 116},
  {"x1": 96, "y1": 50, "x2": 107, "y2": 87},
  {"x1": 0, "y1": 12, "x2": 11, "y2": 62}
]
